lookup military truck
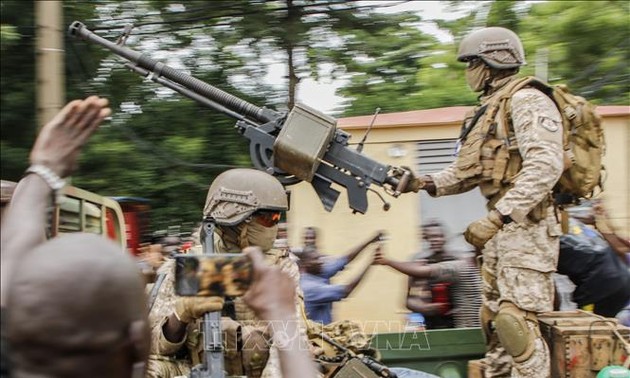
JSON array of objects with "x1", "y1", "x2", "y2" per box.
[{"x1": 0, "y1": 179, "x2": 126, "y2": 250}]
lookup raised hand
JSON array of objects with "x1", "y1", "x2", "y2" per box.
[
  {"x1": 30, "y1": 96, "x2": 111, "y2": 178},
  {"x1": 242, "y1": 246, "x2": 296, "y2": 321}
]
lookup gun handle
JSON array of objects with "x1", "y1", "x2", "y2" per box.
[{"x1": 393, "y1": 170, "x2": 411, "y2": 197}]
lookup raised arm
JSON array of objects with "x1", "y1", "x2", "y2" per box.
[
  {"x1": 373, "y1": 247, "x2": 432, "y2": 278},
  {"x1": 343, "y1": 258, "x2": 374, "y2": 297},
  {"x1": 1, "y1": 96, "x2": 110, "y2": 306},
  {"x1": 344, "y1": 231, "x2": 383, "y2": 263}
]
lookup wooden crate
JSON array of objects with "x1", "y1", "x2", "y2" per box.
[{"x1": 538, "y1": 311, "x2": 630, "y2": 378}]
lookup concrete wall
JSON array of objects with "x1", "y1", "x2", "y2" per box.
[{"x1": 287, "y1": 106, "x2": 629, "y2": 332}]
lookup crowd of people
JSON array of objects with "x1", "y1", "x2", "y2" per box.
[{"x1": 1, "y1": 25, "x2": 629, "y2": 378}]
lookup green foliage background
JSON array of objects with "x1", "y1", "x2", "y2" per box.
[{"x1": 1, "y1": 0, "x2": 628, "y2": 232}]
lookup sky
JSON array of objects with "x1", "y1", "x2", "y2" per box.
[{"x1": 276, "y1": 1, "x2": 483, "y2": 114}]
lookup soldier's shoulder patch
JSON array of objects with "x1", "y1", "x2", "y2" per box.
[{"x1": 539, "y1": 116, "x2": 560, "y2": 132}]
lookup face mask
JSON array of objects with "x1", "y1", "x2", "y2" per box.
[
  {"x1": 465, "y1": 63, "x2": 490, "y2": 92},
  {"x1": 243, "y1": 221, "x2": 278, "y2": 251}
]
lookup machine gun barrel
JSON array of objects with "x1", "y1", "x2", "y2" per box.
[
  {"x1": 68, "y1": 21, "x2": 275, "y2": 124},
  {"x1": 69, "y1": 21, "x2": 411, "y2": 214}
]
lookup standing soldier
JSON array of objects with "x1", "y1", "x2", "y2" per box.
[
  {"x1": 147, "y1": 168, "x2": 308, "y2": 378},
  {"x1": 398, "y1": 27, "x2": 564, "y2": 378}
]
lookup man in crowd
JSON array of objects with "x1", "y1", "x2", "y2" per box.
[
  {"x1": 297, "y1": 230, "x2": 383, "y2": 324},
  {"x1": 557, "y1": 202, "x2": 630, "y2": 322},
  {"x1": 398, "y1": 27, "x2": 564, "y2": 377},
  {"x1": 273, "y1": 221, "x2": 290, "y2": 252},
  {"x1": 374, "y1": 221, "x2": 482, "y2": 329},
  {"x1": 138, "y1": 233, "x2": 184, "y2": 283},
  {"x1": 1, "y1": 97, "x2": 152, "y2": 378},
  {"x1": 147, "y1": 168, "x2": 309, "y2": 378}
]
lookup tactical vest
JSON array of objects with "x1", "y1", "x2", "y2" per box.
[{"x1": 454, "y1": 77, "x2": 558, "y2": 222}]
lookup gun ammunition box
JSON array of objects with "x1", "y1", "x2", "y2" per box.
[
  {"x1": 538, "y1": 311, "x2": 630, "y2": 378},
  {"x1": 273, "y1": 103, "x2": 336, "y2": 182}
]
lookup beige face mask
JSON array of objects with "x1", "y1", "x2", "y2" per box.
[
  {"x1": 465, "y1": 62, "x2": 490, "y2": 92},
  {"x1": 241, "y1": 221, "x2": 278, "y2": 252}
]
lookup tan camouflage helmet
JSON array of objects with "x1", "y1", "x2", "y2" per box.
[
  {"x1": 457, "y1": 27, "x2": 526, "y2": 69},
  {"x1": 203, "y1": 168, "x2": 288, "y2": 226}
]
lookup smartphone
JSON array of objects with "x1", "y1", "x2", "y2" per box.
[{"x1": 174, "y1": 254, "x2": 253, "y2": 297}]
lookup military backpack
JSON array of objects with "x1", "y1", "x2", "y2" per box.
[{"x1": 492, "y1": 76, "x2": 605, "y2": 203}]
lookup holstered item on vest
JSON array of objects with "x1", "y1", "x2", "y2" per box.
[
  {"x1": 222, "y1": 317, "x2": 243, "y2": 376},
  {"x1": 240, "y1": 326, "x2": 270, "y2": 378},
  {"x1": 455, "y1": 117, "x2": 492, "y2": 180},
  {"x1": 220, "y1": 319, "x2": 271, "y2": 378}
]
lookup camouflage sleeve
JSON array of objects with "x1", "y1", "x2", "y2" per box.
[
  {"x1": 429, "y1": 162, "x2": 479, "y2": 197},
  {"x1": 430, "y1": 260, "x2": 464, "y2": 283},
  {"x1": 494, "y1": 88, "x2": 564, "y2": 223},
  {"x1": 148, "y1": 259, "x2": 190, "y2": 355}
]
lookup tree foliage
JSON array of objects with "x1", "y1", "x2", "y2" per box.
[{"x1": 340, "y1": 0, "x2": 629, "y2": 114}]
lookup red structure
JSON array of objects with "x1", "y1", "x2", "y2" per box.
[{"x1": 111, "y1": 197, "x2": 151, "y2": 255}]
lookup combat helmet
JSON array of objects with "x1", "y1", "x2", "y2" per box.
[
  {"x1": 457, "y1": 27, "x2": 526, "y2": 69},
  {"x1": 203, "y1": 168, "x2": 288, "y2": 226}
]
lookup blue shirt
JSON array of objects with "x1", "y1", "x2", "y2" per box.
[{"x1": 300, "y1": 255, "x2": 349, "y2": 324}]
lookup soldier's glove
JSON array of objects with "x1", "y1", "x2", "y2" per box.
[
  {"x1": 464, "y1": 210, "x2": 504, "y2": 249},
  {"x1": 394, "y1": 166, "x2": 426, "y2": 193},
  {"x1": 174, "y1": 297, "x2": 224, "y2": 323}
]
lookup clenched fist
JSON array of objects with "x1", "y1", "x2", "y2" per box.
[
  {"x1": 393, "y1": 166, "x2": 426, "y2": 193},
  {"x1": 174, "y1": 296, "x2": 224, "y2": 323},
  {"x1": 464, "y1": 210, "x2": 504, "y2": 249}
]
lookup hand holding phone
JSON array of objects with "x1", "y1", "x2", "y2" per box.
[{"x1": 174, "y1": 254, "x2": 253, "y2": 297}]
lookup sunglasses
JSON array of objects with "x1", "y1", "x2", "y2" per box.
[{"x1": 253, "y1": 211, "x2": 282, "y2": 228}]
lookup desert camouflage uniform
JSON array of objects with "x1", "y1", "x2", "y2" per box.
[
  {"x1": 430, "y1": 78, "x2": 564, "y2": 378},
  {"x1": 146, "y1": 237, "x2": 308, "y2": 378}
]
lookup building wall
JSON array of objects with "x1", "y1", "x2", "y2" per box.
[
  {"x1": 600, "y1": 115, "x2": 630, "y2": 237},
  {"x1": 287, "y1": 106, "x2": 629, "y2": 333}
]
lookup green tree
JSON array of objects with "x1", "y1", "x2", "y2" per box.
[
  {"x1": 1, "y1": 1, "x2": 37, "y2": 179},
  {"x1": 519, "y1": 1, "x2": 630, "y2": 104},
  {"x1": 339, "y1": 0, "x2": 629, "y2": 116}
]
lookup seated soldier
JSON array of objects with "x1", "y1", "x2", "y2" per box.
[{"x1": 147, "y1": 168, "x2": 309, "y2": 378}]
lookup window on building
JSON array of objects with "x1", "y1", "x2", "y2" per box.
[{"x1": 415, "y1": 139, "x2": 487, "y2": 253}]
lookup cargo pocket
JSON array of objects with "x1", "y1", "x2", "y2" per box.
[{"x1": 455, "y1": 133, "x2": 484, "y2": 179}]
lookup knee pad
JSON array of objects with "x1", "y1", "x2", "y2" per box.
[{"x1": 494, "y1": 302, "x2": 538, "y2": 363}]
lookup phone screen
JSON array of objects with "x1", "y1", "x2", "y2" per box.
[{"x1": 174, "y1": 254, "x2": 253, "y2": 297}]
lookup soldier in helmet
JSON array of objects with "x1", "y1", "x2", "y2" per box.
[
  {"x1": 147, "y1": 168, "x2": 309, "y2": 378},
  {"x1": 397, "y1": 27, "x2": 564, "y2": 377}
]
